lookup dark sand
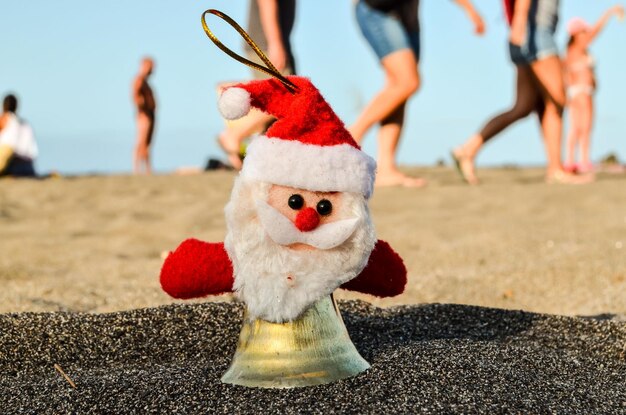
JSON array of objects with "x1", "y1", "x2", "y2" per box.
[{"x1": 1, "y1": 301, "x2": 624, "y2": 414}]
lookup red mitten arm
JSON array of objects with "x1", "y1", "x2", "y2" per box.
[
  {"x1": 340, "y1": 239, "x2": 407, "y2": 297},
  {"x1": 160, "y1": 238, "x2": 234, "y2": 299}
]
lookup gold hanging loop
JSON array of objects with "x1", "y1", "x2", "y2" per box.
[{"x1": 201, "y1": 9, "x2": 298, "y2": 93}]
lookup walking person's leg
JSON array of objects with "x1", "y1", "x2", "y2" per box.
[
  {"x1": 144, "y1": 115, "x2": 155, "y2": 175},
  {"x1": 565, "y1": 95, "x2": 582, "y2": 170},
  {"x1": 134, "y1": 113, "x2": 150, "y2": 175},
  {"x1": 530, "y1": 56, "x2": 569, "y2": 179},
  {"x1": 349, "y1": 50, "x2": 420, "y2": 143},
  {"x1": 375, "y1": 101, "x2": 426, "y2": 187},
  {"x1": 576, "y1": 93, "x2": 594, "y2": 172},
  {"x1": 219, "y1": 111, "x2": 273, "y2": 170},
  {"x1": 453, "y1": 64, "x2": 538, "y2": 184}
]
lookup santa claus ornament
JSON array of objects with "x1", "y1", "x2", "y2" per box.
[{"x1": 159, "y1": 9, "x2": 407, "y2": 388}]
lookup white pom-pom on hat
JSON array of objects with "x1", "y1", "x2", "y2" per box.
[{"x1": 218, "y1": 87, "x2": 251, "y2": 120}]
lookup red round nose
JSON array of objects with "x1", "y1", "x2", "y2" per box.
[{"x1": 295, "y1": 207, "x2": 320, "y2": 232}]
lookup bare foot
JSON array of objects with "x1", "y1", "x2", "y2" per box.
[
  {"x1": 376, "y1": 171, "x2": 427, "y2": 188},
  {"x1": 451, "y1": 148, "x2": 479, "y2": 185},
  {"x1": 576, "y1": 162, "x2": 595, "y2": 174},
  {"x1": 545, "y1": 169, "x2": 594, "y2": 185},
  {"x1": 218, "y1": 131, "x2": 243, "y2": 170},
  {"x1": 175, "y1": 167, "x2": 203, "y2": 176},
  {"x1": 563, "y1": 163, "x2": 577, "y2": 173}
]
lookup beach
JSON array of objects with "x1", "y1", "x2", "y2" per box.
[
  {"x1": 2, "y1": 167, "x2": 626, "y2": 413},
  {"x1": 3, "y1": 1, "x2": 626, "y2": 411},
  {"x1": 1, "y1": 167, "x2": 625, "y2": 317}
]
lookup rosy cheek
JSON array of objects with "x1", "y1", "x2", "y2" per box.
[
  {"x1": 318, "y1": 213, "x2": 334, "y2": 225},
  {"x1": 281, "y1": 207, "x2": 298, "y2": 222},
  {"x1": 266, "y1": 189, "x2": 299, "y2": 221}
]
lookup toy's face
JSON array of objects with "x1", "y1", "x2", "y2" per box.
[
  {"x1": 268, "y1": 185, "x2": 342, "y2": 229},
  {"x1": 256, "y1": 185, "x2": 358, "y2": 251},
  {"x1": 224, "y1": 179, "x2": 377, "y2": 322}
]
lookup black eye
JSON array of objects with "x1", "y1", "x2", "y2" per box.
[
  {"x1": 288, "y1": 194, "x2": 304, "y2": 210},
  {"x1": 316, "y1": 199, "x2": 332, "y2": 216}
]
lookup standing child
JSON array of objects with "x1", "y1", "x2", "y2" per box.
[{"x1": 564, "y1": 5, "x2": 624, "y2": 173}]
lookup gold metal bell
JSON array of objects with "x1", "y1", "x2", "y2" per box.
[{"x1": 221, "y1": 294, "x2": 370, "y2": 388}]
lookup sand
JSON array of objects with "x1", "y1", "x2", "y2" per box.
[
  {"x1": 0, "y1": 167, "x2": 625, "y2": 316},
  {"x1": 1, "y1": 168, "x2": 625, "y2": 413},
  {"x1": 0, "y1": 168, "x2": 626, "y2": 316},
  {"x1": 1, "y1": 301, "x2": 624, "y2": 413}
]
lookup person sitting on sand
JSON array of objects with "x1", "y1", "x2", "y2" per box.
[
  {"x1": 217, "y1": 0, "x2": 297, "y2": 170},
  {"x1": 351, "y1": 0, "x2": 485, "y2": 188},
  {"x1": 0, "y1": 94, "x2": 38, "y2": 177},
  {"x1": 453, "y1": 0, "x2": 591, "y2": 185},
  {"x1": 564, "y1": 5, "x2": 624, "y2": 174},
  {"x1": 132, "y1": 57, "x2": 157, "y2": 175}
]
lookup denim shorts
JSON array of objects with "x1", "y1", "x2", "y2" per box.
[
  {"x1": 509, "y1": 25, "x2": 559, "y2": 65},
  {"x1": 355, "y1": 1, "x2": 420, "y2": 61}
]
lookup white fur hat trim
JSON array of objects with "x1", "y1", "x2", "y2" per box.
[{"x1": 241, "y1": 135, "x2": 377, "y2": 198}]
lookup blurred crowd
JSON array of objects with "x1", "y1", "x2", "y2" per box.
[
  {"x1": 1, "y1": 0, "x2": 624, "y2": 184},
  {"x1": 219, "y1": 0, "x2": 625, "y2": 186}
]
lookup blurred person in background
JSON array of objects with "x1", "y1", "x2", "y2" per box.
[
  {"x1": 0, "y1": 94, "x2": 38, "y2": 177},
  {"x1": 351, "y1": 0, "x2": 485, "y2": 188},
  {"x1": 132, "y1": 57, "x2": 157, "y2": 175},
  {"x1": 217, "y1": 0, "x2": 296, "y2": 169},
  {"x1": 453, "y1": 0, "x2": 591, "y2": 185},
  {"x1": 564, "y1": 5, "x2": 624, "y2": 174}
]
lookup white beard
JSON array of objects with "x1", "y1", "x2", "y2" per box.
[{"x1": 224, "y1": 178, "x2": 377, "y2": 323}]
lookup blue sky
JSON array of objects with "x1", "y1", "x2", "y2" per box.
[{"x1": 1, "y1": 1, "x2": 625, "y2": 174}]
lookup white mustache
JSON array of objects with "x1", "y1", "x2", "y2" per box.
[{"x1": 255, "y1": 200, "x2": 360, "y2": 250}]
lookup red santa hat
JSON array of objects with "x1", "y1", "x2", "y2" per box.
[{"x1": 218, "y1": 76, "x2": 376, "y2": 198}]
